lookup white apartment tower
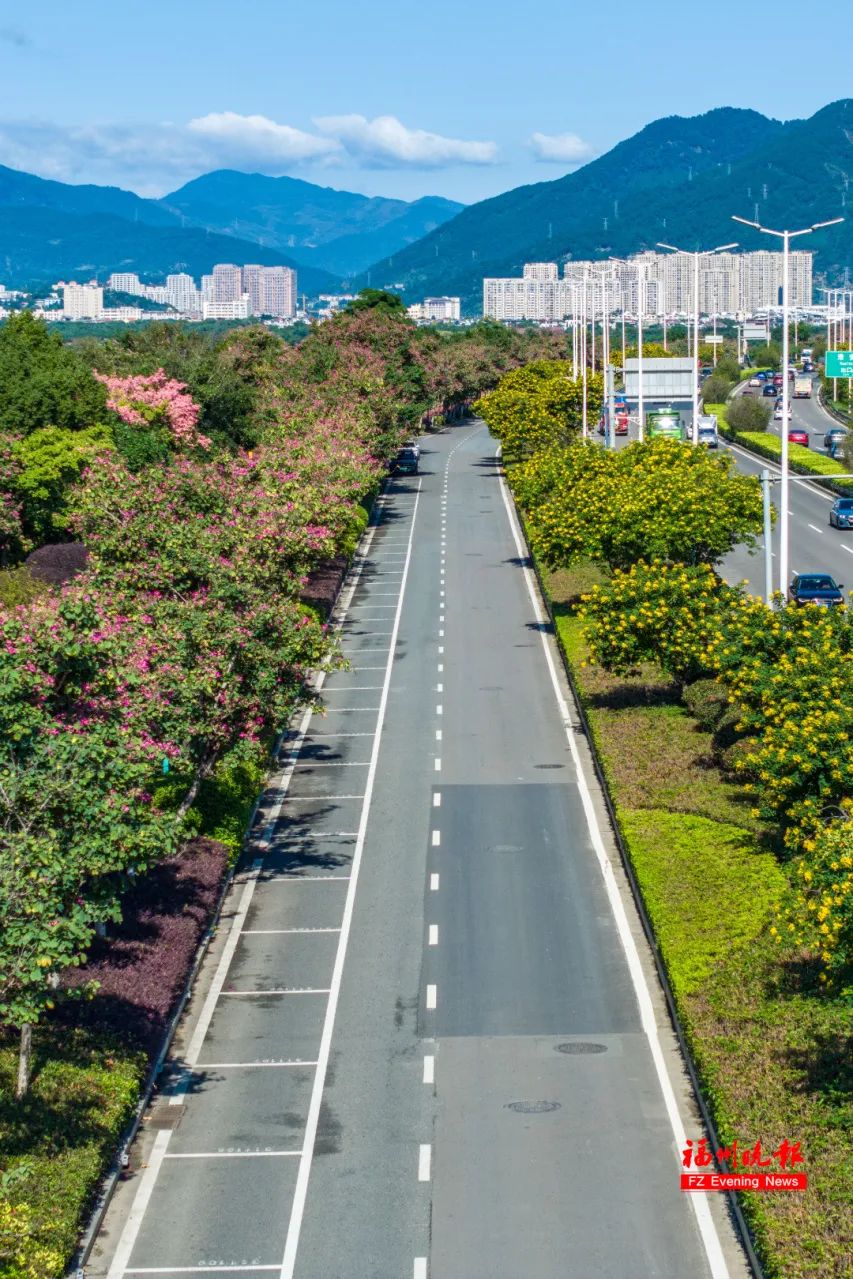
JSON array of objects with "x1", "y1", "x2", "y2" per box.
[{"x1": 61, "y1": 282, "x2": 103, "y2": 319}]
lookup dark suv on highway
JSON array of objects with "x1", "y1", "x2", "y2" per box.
[{"x1": 788, "y1": 573, "x2": 845, "y2": 607}]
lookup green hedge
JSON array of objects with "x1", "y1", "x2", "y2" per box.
[{"x1": 706, "y1": 402, "x2": 853, "y2": 496}]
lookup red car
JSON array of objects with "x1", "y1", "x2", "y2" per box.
[
  {"x1": 597, "y1": 413, "x2": 629, "y2": 436},
  {"x1": 788, "y1": 428, "x2": 809, "y2": 448}
]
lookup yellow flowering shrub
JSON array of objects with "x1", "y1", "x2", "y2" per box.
[
  {"x1": 474, "y1": 361, "x2": 602, "y2": 462},
  {"x1": 0, "y1": 1197, "x2": 63, "y2": 1279},
  {"x1": 581, "y1": 560, "x2": 738, "y2": 683},
  {"x1": 583, "y1": 563, "x2": 853, "y2": 853},
  {"x1": 772, "y1": 820, "x2": 853, "y2": 991},
  {"x1": 519, "y1": 436, "x2": 764, "y2": 570}
]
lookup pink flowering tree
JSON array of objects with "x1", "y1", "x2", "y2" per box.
[{"x1": 95, "y1": 368, "x2": 211, "y2": 451}]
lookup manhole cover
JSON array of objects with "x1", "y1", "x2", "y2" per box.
[
  {"x1": 555, "y1": 1042, "x2": 607, "y2": 1055},
  {"x1": 534, "y1": 764, "x2": 564, "y2": 769},
  {"x1": 146, "y1": 1108, "x2": 183, "y2": 1129},
  {"x1": 505, "y1": 1100, "x2": 561, "y2": 1114}
]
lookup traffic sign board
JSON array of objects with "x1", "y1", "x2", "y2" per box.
[{"x1": 825, "y1": 350, "x2": 853, "y2": 377}]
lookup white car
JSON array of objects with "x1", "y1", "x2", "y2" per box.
[
  {"x1": 749, "y1": 376, "x2": 762, "y2": 387},
  {"x1": 773, "y1": 405, "x2": 792, "y2": 421}
]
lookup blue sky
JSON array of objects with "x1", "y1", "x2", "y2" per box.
[{"x1": 1, "y1": 0, "x2": 851, "y2": 203}]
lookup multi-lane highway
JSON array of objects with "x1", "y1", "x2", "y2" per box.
[
  {"x1": 90, "y1": 421, "x2": 747, "y2": 1279},
  {"x1": 720, "y1": 377, "x2": 853, "y2": 596}
]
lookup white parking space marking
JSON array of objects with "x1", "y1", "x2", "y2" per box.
[
  {"x1": 197, "y1": 1061, "x2": 317, "y2": 1069},
  {"x1": 164, "y1": 1150, "x2": 301, "y2": 1159},
  {"x1": 219, "y1": 989, "x2": 331, "y2": 997},
  {"x1": 418, "y1": 1145, "x2": 432, "y2": 1182},
  {"x1": 107, "y1": 1130, "x2": 172, "y2": 1279},
  {"x1": 242, "y1": 928, "x2": 342, "y2": 936},
  {"x1": 126, "y1": 1269, "x2": 281, "y2": 1275}
]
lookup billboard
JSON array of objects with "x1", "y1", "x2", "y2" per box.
[
  {"x1": 743, "y1": 324, "x2": 769, "y2": 343},
  {"x1": 623, "y1": 357, "x2": 694, "y2": 401}
]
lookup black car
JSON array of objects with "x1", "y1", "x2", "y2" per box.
[
  {"x1": 788, "y1": 573, "x2": 845, "y2": 607},
  {"x1": 392, "y1": 446, "x2": 419, "y2": 475},
  {"x1": 829, "y1": 497, "x2": 853, "y2": 530},
  {"x1": 763, "y1": 383, "x2": 777, "y2": 397}
]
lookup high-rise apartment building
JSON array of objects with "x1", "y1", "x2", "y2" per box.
[
  {"x1": 210, "y1": 264, "x2": 243, "y2": 303},
  {"x1": 522, "y1": 263, "x2": 560, "y2": 281},
  {"x1": 166, "y1": 273, "x2": 202, "y2": 314},
  {"x1": 108, "y1": 272, "x2": 143, "y2": 294},
  {"x1": 256, "y1": 266, "x2": 297, "y2": 318},
  {"x1": 61, "y1": 281, "x2": 103, "y2": 319},
  {"x1": 484, "y1": 252, "x2": 814, "y2": 322}
]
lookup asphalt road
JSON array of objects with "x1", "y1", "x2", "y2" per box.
[{"x1": 92, "y1": 421, "x2": 744, "y2": 1279}]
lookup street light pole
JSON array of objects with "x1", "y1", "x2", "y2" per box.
[
  {"x1": 581, "y1": 269, "x2": 588, "y2": 438},
  {"x1": 658, "y1": 241, "x2": 738, "y2": 444},
  {"x1": 637, "y1": 261, "x2": 645, "y2": 442},
  {"x1": 733, "y1": 213, "x2": 843, "y2": 594}
]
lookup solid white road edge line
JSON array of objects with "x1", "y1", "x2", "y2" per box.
[
  {"x1": 496, "y1": 457, "x2": 730, "y2": 1279},
  {"x1": 278, "y1": 482, "x2": 422, "y2": 1279}
]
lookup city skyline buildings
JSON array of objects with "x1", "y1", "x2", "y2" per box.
[{"x1": 483, "y1": 250, "x2": 814, "y2": 323}]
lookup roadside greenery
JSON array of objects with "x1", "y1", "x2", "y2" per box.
[{"x1": 550, "y1": 590, "x2": 851, "y2": 1279}]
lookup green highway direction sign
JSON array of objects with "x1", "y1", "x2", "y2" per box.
[{"x1": 825, "y1": 350, "x2": 853, "y2": 378}]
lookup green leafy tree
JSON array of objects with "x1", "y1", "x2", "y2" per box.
[
  {"x1": 344, "y1": 288, "x2": 408, "y2": 316},
  {"x1": 751, "y1": 342, "x2": 781, "y2": 370},
  {"x1": 726, "y1": 396, "x2": 772, "y2": 433},
  {"x1": 701, "y1": 372, "x2": 734, "y2": 406},
  {"x1": 11, "y1": 425, "x2": 113, "y2": 540},
  {"x1": 0, "y1": 313, "x2": 108, "y2": 435}
]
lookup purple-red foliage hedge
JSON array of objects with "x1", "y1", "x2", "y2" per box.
[{"x1": 61, "y1": 837, "x2": 228, "y2": 1054}]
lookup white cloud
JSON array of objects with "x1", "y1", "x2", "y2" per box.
[
  {"x1": 314, "y1": 113, "x2": 498, "y2": 168},
  {"x1": 0, "y1": 111, "x2": 498, "y2": 194},
  {"x1": 529, "y1": 131, "x2": 594, "y2": 166},
  {"x1": 187, "y1": 112, "x2": 338, "y2": 164}
]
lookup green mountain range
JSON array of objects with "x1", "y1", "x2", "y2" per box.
[
  {"x1": 357, "y1": 101, "x2": 853, "y2": 311},
  {"x1": 160, "y1": 171, "x2": 463, "y2": 275},
  {"x1": 0, "y1": 163, "x2": 462, "y2": 291}
]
